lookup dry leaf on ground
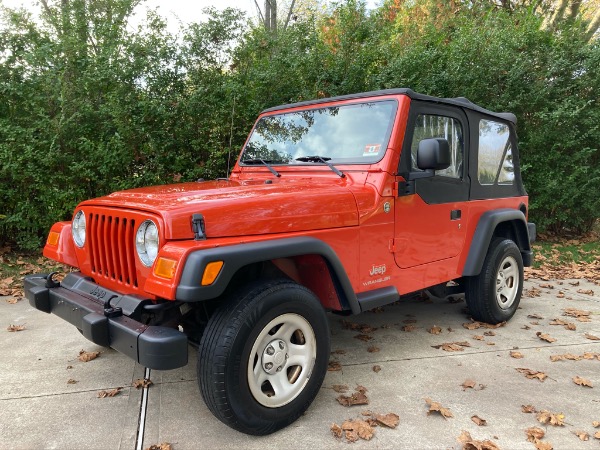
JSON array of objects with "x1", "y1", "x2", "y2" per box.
[
  {"x1": 510, "y1": 351, "x2": 524, "y2": 359},
  {"x1": 374, "y1": 413, "x2": 400, "y2": 428},
  {"x1": 593, "y1": 421, "x2": 600, "y2": 427},
  {"x1": 354, "y1": 334, "x2": 373, "y2": 342},
  {"x1": 133, "y1": 378, "x2": 153, "y2": 389},
  {"x1": 483, "y1": 331, "x2": 496, "y2": 336},
  {"x1": 372, "y1": 365, "x2": 381, "y2": 373},
  {"x1": 585, "y1": 333, "x2": 599, "y2": 340},
  {"x1": 97, "y1": 387, "x2": 122, "y2": 398},
  {"x1": 337, "y1": 386, "x2": 369, "y2": 407},
  {"x1": 528, "y1": 314, "x2": 544, "y2": 319},
  {"x1": 328, "y1": 361, "x2": 342, "y2": 371},
  {"x1": 7, "y1": 324, "x2": 25, "y2": 332},
  {"x1": 549, "y1": 318, "x2": 576, "y2": 330},
  {"x1": 462, "y1": 379, "x2": 476, "y2": 390},
  {"x1": 550, "y1": 353, "x2": 581, "y2": 361},
  {"x1": 516, "y1": 368, "x2": 547, "y2": 382},
  {"x1": 425, "y1": 398, "x2": 453, "y2": 419},
  {"x1": 522, "y1": 404, "x2": 536, "y2": 413},
  {"x1": 563, "y1": 308, "x2": 591, "y2": 321},
  {"x1": 146, "y1": 443, "x2": 172, "y2": 450},
  {"x1": 402, "y1": 324, "x2": 417, "y2": 332},
  {"x1": 78, "y1": 350, "x2": 100, "y2": 362},
  {"x1": 330, "y1": 423, "x2": 343, "y2": 438},
  {"x1": 433, "y1": 341, "x2": 471, "y2": 352},
  {"x1": 526, "y1": 427, "x2": 545, "y2": 441},
  {"x1": 428, "y1": 325, "x2": 442, "y2": 335},
  {"x1": 471, "y1": 415, "x2": 487, "y2": 426},
  {"x1": 472, "y1": 335, "x2": 485, "y2": 340},
  {"x1": 573, "y1": 431, "x2": 589, "y2": 441},
  {"x1": 340, "y1": 419, "x2": 374, "y2": 442},
  {"x1": 537, "y1": 410, "x2": 565, "y2": 426},
  {"x1": 573, "y1": 376, "x2": 593, "y2": 387},
  {"x1": 576, "y1": 289, "x2": 594, "y2": 295},
  {"x1": 457, "y1": 430, "x2": 499, "y2": 450},
  {"x1": 67, "y1": 379, "x2": 77, "y2": 384},
  {"x1": 536, "y1": 332, "x2": 557, "y2": 343},
  {"x1": 332, "y1": 384, "x2": 348, "y2": 393},
  {"x1": 595, "y1": 431, "x2": 600, "y2": 440},
  {"x1": 367, "y1": 345, "x2": 380, "y2": 353}
]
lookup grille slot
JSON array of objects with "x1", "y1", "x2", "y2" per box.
[{"x1": 88, "y1": 213, "x2": 138, "y2": 288}]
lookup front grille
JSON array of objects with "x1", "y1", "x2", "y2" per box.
[{"x1": 88, "y1": 213, "x2": 138, "y2": 288}]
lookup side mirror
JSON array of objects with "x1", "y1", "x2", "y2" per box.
[{"x1": 417, "y1": 138, "x2": 451, "y2": 171}]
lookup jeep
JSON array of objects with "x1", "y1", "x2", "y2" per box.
[{"x1": 25, "y1": 88, "x2": 536, "y2": 435}]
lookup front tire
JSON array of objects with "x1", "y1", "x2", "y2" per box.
[
  {"x1": 198, "y1": 279, "x2": 330, "y2": 435},
  {"x1": 465, "y1": 238, "x2": 523, "y2": 324}
]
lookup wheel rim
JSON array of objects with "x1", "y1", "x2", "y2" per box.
[
  {"x1": 495, "y1": 255, "x2": 519, "y2": 310},
  {"x1": 247, "y1": 313, "x2": 316, "y2": 408}
]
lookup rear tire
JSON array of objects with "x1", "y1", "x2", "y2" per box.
[
  {"x1": 197, "y1": 279, "x2": 330, "y2": 435},
  {"x1": 465, "y1": 238, "x2": 523, "y2": 324}
]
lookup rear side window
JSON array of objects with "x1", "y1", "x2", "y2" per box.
[
  {"x1": 411, "y1": 114, "x2": 463, "y2": 179},
  {"x1": 478, "y1": 119, "x2": 514, "y2": 185}
]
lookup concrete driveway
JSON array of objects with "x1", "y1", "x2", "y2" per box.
[{"x1": 1, "y1": 276, "x2": 599, "y2": 449}]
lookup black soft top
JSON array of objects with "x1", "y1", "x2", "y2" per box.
[{"x1": 261, "y1": 88, "x2": 517, "y2": 124}]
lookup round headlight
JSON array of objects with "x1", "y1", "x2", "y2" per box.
[
  {"x1": 136, "y1": 220, "x2": 159, "y2": 267},
  {"x1": 72, "y1": 210, "x2": 86, "y2": 248}
]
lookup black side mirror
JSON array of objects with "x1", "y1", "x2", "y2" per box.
[{"x1": 417, "y1": 138, "x2": 451, "y2": 171}]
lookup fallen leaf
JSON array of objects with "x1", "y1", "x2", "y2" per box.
[
  {"x1": 483, "y1": 331, "x2": 496, "y2": 336},
  {"x1": 332, "y1": 384, "x2": 348, "y2": 393},
  {"x1": 67, "y1": 379, "x2": 77, "y2": 384},
  {"x1": 78, "y1": 350, "x2": 100, "y2": 362},
  {"x1": 471, "y1": 415, "x2": 487, "y2": 426},
  {"x1": 461, "y1": 379, "x2": 476, "y2": 390},
  {"x1": 367, "y1": 345, "x2": 380, "y2": 353},
  {"x1": 401, "y1": 324, "x2": 417, "y2": 332},
  {"x1": 573, "y1": 376, "x2": 593, "y2": 387},
  {"x1": 516, "y1": 368, "x2": 547, "y2": 382},
  {"x1": 433, "y1": 343, "x2": 464, "y2": 352},
  {"x1": 7, "y1": 324, "x2": 25, "y2": 332},
  {"x1": 593, "y1": 421, "x2": 600, "y2": 427},
  {"x1": 66, "y1": 365, "x2": 73, "y2": 369},
  {"x1": 536, "y1": 332, "x2": 556, "y2": 343},
  {"x1": 550, "y1": 353, "x2": 581, "y2": 361},
  {"x1": 463, "y1": 322, "x2": 481, "y2": 330},
  {"x1": 576, "y1": 289, "x2": 594, "y2": 295},
  {"x1": 472, "y1": 335, "x2": 485, "y2": 341},
  {"x1": 372, "y1": 365, "x2": 381, "y2": 373},
  {"x1": 97, "y1": 387, "x2": 122, "y2": 398},
  {"x1": 536, "y1": 410, "x2": 565, "y2": 426},
  {"x1": 133, "y1": 378, "x2": 153, "y2": 389},
  {"x1": 328, "y1": 361, "x2": 342, "y2": 371},
  {"x1": 585, "y1": 333, "x2": 599, "y2": 340},
  {"x1": 522, "y1": 404, "x2": 536, "y2": 413},
  {"x1": 337, "y1": 387, "x2": 369, "y2": 407},
  {"x1": 428, "y1": 325, "x2": 442, "y2": 335},
  {"x1": 563, "y1": 308, "x2": 591, "y2": 319},
  {"x1": 457, "y1": 430, "x2": 499, "y2": 450},
  {"x1": 528, "y1": 314, "x2": 544, "y2": 319},
  {"x1": 510, "y1": 351, "x2": 524, "y2": 359},
  {"x1": 341, "y1": 419, "x2": 374, "y2": 441},
  {"x1": 424, "y1": 398, "x2": 453, "y2": 419},
  {"x1": 522, "y1": 325, "x2": 531, "y2": 330},
  {"x1": 331, "y1": 423, "x2": 343, "y2": 439},
  {"x1": 486, "y1": 342, "x2": 495, "y2": 346},
  {"x1": 549, "y1": 318, "x2": 577, "y2": 331},
  {"x1": 374, "y1": 413, "x2": 400, "y2": 428},
  {"x1": 354, "y1": 334, "x2": 373, "y2": 342},
  {"x1": 573, "y1": 431, "x2": 589, "y2": 441},
  {"x1": 146, "y1": 443, "x2": 172, "y2": 450},
  {"x1": 595, "y1": 431, "x2": 600, "y2": 440},
  {"x1": 525, "y1": 427, "x2": 545, "y2": 441}
]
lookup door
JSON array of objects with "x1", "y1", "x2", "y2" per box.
[{"x1": 393, "y1": 103, "x2": 469, "y2": 269}]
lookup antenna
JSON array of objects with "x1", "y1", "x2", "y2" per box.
[{"x1": 226, "y1": 95, "x2": 236, "y2": 178}]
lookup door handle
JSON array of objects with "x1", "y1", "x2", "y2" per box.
[{"x1": 451, "y1": 210, "x2": 461, "y2": 220}]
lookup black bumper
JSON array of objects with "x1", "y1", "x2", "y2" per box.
[{"x1": 24, "y1": 273, "x2": 187, "y2": 370}]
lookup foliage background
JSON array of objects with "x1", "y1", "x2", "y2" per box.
[{"x1": 0, "y1": 0, "x2": 598, "y2": 249}]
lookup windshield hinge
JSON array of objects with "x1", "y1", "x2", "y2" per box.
[{"x1": 192, "y1": 214, "x2": 206, "y2": 240}]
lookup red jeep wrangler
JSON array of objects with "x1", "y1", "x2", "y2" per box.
[{"x1": 25, "y1": 89, "x2": 535, "y2": 435}]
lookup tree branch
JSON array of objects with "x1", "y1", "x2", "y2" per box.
[{"x1": 284, "y1": 0, "x2": 296, "y2": 30}]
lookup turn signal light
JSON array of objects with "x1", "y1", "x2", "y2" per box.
[
  {"x1": 201, "y1": 261, "x2": 224, "y2": 286},
  {"x1": 154, "y1": 257, "x2": 177, "y2": 279},
  {"x1": 47, "y1": 231, "x2": 60, "y2": 246}
]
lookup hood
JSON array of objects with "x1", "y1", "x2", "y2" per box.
[{"x1": 82, "y1": 179, "x2": 359, "y2": 239}]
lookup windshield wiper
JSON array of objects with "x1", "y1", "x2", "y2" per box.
[
  {"x1": 241, "y1": 158, "x2": 281, "y2": 177},
  {"x1": 295, "y1": 156, "x2": 345, "y2": 178}
]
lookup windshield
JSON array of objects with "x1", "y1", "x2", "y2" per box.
[{"x1": 240, "y1": 100, "x2": 398, "y2": 165}]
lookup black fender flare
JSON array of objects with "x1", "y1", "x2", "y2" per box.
[
  {"x1": 462, "y1": 209, "x2": 533, "y2": 276},
  {"x1": 175, "y1": 236, "x2": 362, "y2": 314}
]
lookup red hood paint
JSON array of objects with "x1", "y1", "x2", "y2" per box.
[{"x1": 81, "y1": 179, "x2": 359, "y2": 240}]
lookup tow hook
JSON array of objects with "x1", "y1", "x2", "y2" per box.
[
  {"x1": 45, "y1": 272, "x2": 60, "y2": 288},
  {"x1": 103, "y1": 294, "x2": 123, "y2": 318}
]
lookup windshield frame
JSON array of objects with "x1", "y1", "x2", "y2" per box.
[{"x1": 239, "y1": 98, "x2": 399, "y2": 167}]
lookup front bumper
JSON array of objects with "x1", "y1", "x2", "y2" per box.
[{"x1": 24, "y1": 273, "x2": 187, "y2": 370}]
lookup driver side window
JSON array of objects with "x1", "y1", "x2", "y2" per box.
[{"x1": 411, "y1": 114, "x2": 463, "y2": 179}]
